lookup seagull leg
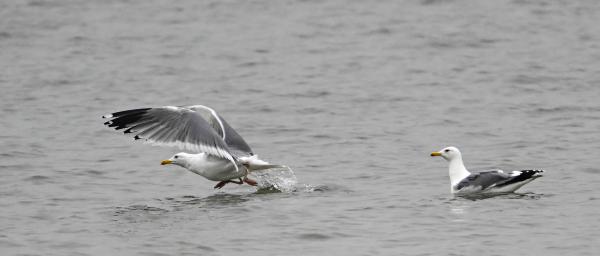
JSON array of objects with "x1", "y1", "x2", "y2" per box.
[
  {"x1": 231, "y1": 178, "x2": 244, "y2": 185},
  {"x1": 240, "y1": 165, "x2": 257, "y2": 186},
  {"x1": 213, "y1": 181, "x2": 230, "y2": 189},
  {"x1": 214, "y1": 166, "x2": 257, "y2": 189},
  {"x1": 214, "y1": 178, "x2": 244, "y2": 189}
]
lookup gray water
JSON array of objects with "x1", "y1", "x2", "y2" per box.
[{"x1": 1, "y1": 0, "x2": 600, "y2": 255}]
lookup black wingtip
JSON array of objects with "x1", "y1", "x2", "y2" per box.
[
  {"x1": 110, "y1": 108, "x2": 152, "y2": 118},
  {"x1": 523, "y1": 169, "x2": 545, "y2": 174}
]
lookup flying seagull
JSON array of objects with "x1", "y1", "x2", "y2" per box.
[
  {"x1": 103, "y1": 105, "x2": 285, "y2": 189},
  {"x1": 430, "y1": 146, "x2": 544, "y2": 194}
]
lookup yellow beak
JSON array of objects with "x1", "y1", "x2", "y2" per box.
[
  {"x1": 160, "y1": 159, "x2": 173, "y2": 165},
  {"x1": 430, "y1": 152, "x2": 442, "y2": 157}
]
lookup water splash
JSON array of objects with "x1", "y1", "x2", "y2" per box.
[{"x1": 250, "y1": 166, "x2": 297, "y2": 193}]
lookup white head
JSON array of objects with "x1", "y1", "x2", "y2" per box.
[
  {"x1": 430, "y1": 146, "x2": 462, "y2": 161},
  {"x1": 160, "y1": 152, "x2": 191, "y2": 168},
  {"x1": 431, "y1": 146, "x2": 470, "y2": 191}
]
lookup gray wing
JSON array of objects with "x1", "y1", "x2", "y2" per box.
[
  {"x1": 186, "y1": 105, "x2": 253, "y2": 157},
  {"x1": 455, "y1": 169, "x2": 545, "y2": 192},
  {"x1": 455, "y1": 170, "x2": 511, "y2": 191},
  {"x1": 102, "y1": 106, "x2": 236, "y2": 163}
]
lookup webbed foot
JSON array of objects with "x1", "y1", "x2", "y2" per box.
[{"x1": 243, "y1": 177, "x2": 258, "y2": 186}]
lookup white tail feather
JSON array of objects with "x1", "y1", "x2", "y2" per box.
[{"x1": 239, "y1": 155, "x2": 287, "y2": 172}]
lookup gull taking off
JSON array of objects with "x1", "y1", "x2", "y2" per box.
[
  {"x1": 430, "y1": 146, "x2": 544, "y2": 194},
  {"x1": 103, "y1": 105, "x2": 286, "y2": 189}
]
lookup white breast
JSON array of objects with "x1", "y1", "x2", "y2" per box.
[{"x1": 186, "y1": 154, "x2": 244, "y2": 181}]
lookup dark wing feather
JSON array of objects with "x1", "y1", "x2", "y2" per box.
[{"x1": 495, "y1": 169, "x2": 545, "y2": 187}]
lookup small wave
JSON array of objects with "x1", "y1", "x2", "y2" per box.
[
  {"x1": 23, "y1": 175, "x2": 50, "y2": 181},
  {"x1": 297, "y1": 233, "x2": 332, "y2": 241},
  {"x1": 0, "y1": 31, "x2": 11, "y2": 39},
  {"x1": 363, "y1": 27, "x2": 393, "y2": 36},
  {"x1": 301, "y1": 184, "x2": 353, "y2": 193},
  {"x1": 534, "y1": 106, "x2": 584, "y2": 113},
  {"x1": 164, "y1": 193, "x2": 250, "y2": 209},
  {"x1": 23, "y1": 175, "x2": 54, "y2": 185},
  {"x1": 280, "y1": 90, "x2": 330, "y2": 98},
  {"x1": 297, "y1": 107, "x2": 326, "y2": 114},
  {"x1": 114, "y1": 204, "x2": 169, "y2": 215},
  {"x1": 84, "y1": 170, "x2": 105, "y2": 176}
]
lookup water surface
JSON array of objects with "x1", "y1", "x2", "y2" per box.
[{"x1": 1, "y1": 0, "x2": 599, "y2": 255}]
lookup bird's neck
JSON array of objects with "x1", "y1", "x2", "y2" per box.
[
  {"x1": 448, "y1": 156, "x2": 470, "y2": 187},
  {"x1": 181, "y1": 154, "x2": 206, "y2": 175}
]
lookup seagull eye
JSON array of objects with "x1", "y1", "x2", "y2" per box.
[
  {"x1": 444, "y1": 149, "x2": 450, "y2": 153},
  {"x1": 174, "y1": 156, "x2": 179, "y2": 159}
]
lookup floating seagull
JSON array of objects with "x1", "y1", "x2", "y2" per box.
[
  {"x1": 103, "y1": 105, "x2": 286, "y2": 189},
  {"x1": 430, "y1": 146, "x2": 544, "y2": 194}
]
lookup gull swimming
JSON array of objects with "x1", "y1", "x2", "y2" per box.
[
  {"x1": 430, "y1": 146, "x2": 544, "y2": 194},
  {"x1": 103, "y1": 105, "x2": 286, "y2": 189}
]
